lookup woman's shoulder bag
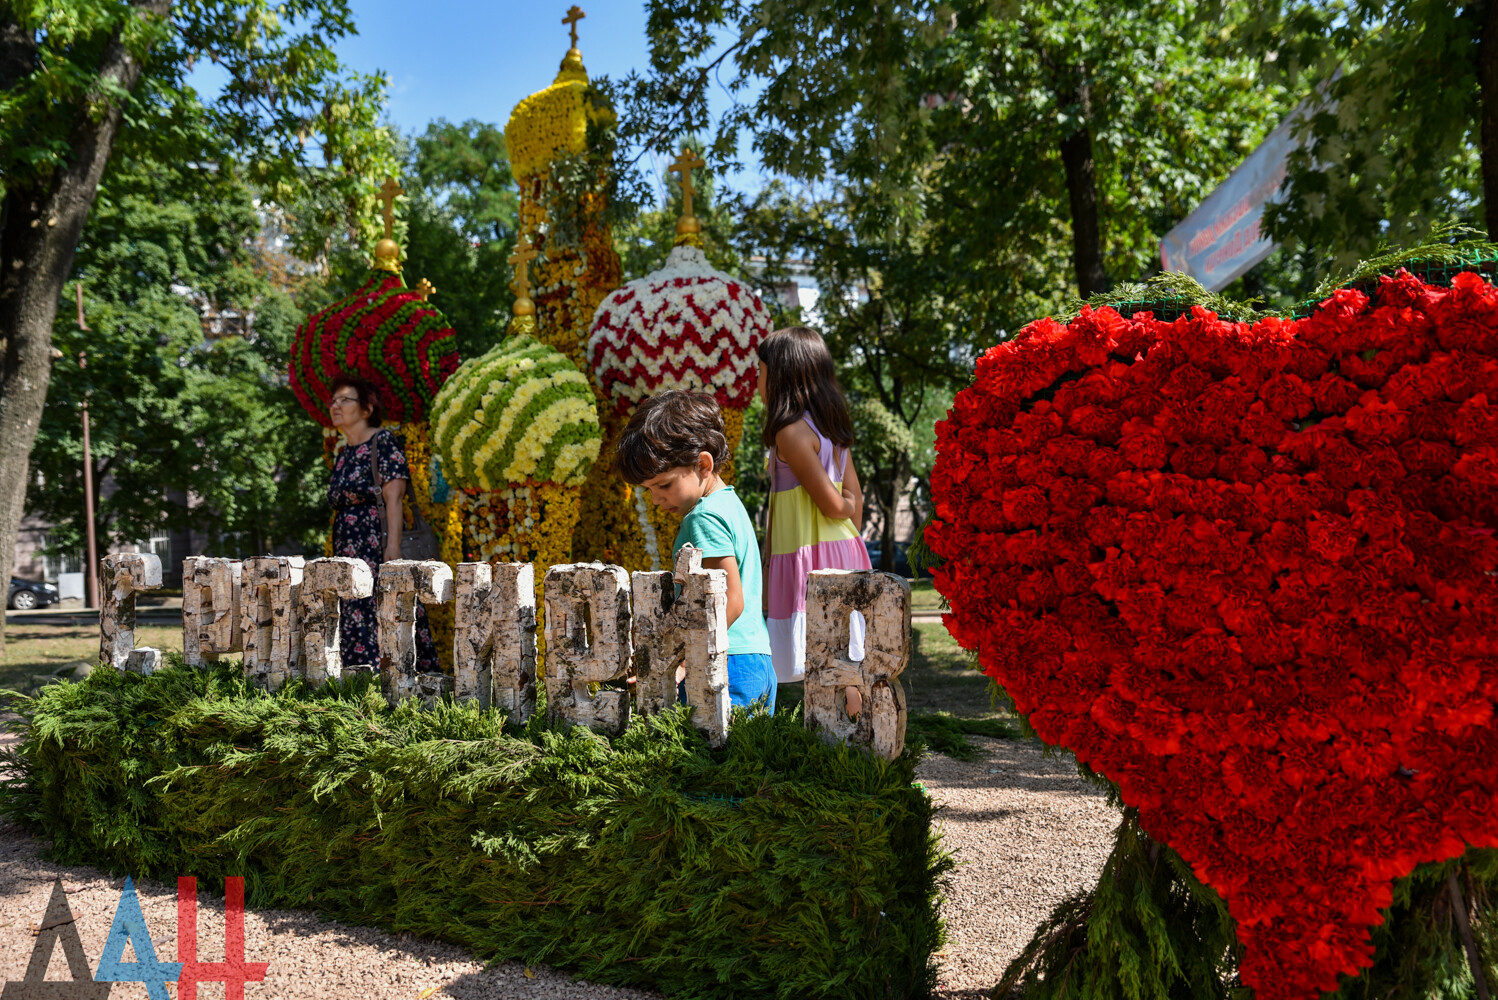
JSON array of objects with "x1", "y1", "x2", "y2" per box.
[{"x1": 369, "y1": 430, "x2": 441, "y2": 561}]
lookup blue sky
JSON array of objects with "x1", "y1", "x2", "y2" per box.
[
  {"x1": 190, "y1": 2, "x2": 765, "y2": 199},
  {"x1": 340, "y1": 2, "x2": 652, "y2": 141}
]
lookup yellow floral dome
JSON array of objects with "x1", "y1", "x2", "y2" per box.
[{"x1": 504, "y1": 34, "x2": 612, "y2": 182}]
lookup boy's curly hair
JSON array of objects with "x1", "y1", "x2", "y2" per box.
[{"x1": 615, "y1": 390, "x2": 731, "y2": 485}]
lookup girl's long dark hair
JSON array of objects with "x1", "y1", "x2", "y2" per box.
[{"x1": 756, "y1": 326, "x2": 853, "y2": 449}]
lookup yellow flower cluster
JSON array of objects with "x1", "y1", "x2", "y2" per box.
[
  {"x1": 504, "y1": 62, "x2": 614, "y2": 182},
  {"x1": 506, "y1": 59, "x2": 617, "y2": 372},
  {"x1": 398, "y1": 422, "x2": 450, "y2": 534},
  {"x1": 641, "y1": 493, "x2": 681, "y2": 569},
  {"x1": 453, "y1": 480, "x2": 586, "y2": 675},
  {"x1": 456, "y1": 481, "x2": 582, "y2": 569},
  {"x1": 533, "y1": 223, "x2": 623, "y2": 371},
  {"x1": 570, "y1": 406, "x2": 649, "y2": 568},
  {"x1": 721, "y1": 406, "x2": 746, "y2": 486},
  {"x1": 507, "y1": 63, "x2": 634, "y2": 570},
  {"x1": 402, "y1": 423, "x2": 457, "y2": 669},
  {"x1": 441, "y1": 503, "x2": 465, "y2": 568}
]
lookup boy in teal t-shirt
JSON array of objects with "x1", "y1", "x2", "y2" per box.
[{"x1": 615, "y1": 390, "x2": 776, "y2": 712}]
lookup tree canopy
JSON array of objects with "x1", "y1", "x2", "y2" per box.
[
  {"x1": 1, "y1": 0, "x2": 390, "y2": 646},
  {"x1": 624, "y1": 0, "x2": 1299, "y2": 543},
  {"x1": 1245, "y1": 0, "x2": 1495, "y2": 266},
  {"x1": 30, "y1": 155, "x2": 328, "y2": 562}
]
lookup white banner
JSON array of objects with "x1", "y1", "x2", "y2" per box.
[{"x1": 1159, "y1": 90, "x2": 1328, "y2": 291}]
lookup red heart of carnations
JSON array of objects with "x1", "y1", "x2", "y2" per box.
[{"x1": 927, "y1": 269, "x2": 1498, "y2": 999}]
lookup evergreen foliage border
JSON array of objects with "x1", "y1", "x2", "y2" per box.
[{"x1": 0, "y1": 663, "x2": 947, "y2": 1000}]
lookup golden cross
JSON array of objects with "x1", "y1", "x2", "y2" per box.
[
  {"x1": 377, "y1": 177, "x2": 403, "y2": 239},
  {"x1": 509, "y1": 236, "x2": 539, "y2": 302},
  {"x1": 563, "y1": 5, "x2": 586, "y2": 48},
  {"x1": 668, "y1": 146, "x2": 707, "y2": 222}
]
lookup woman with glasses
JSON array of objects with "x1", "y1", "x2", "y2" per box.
[{"x1": 326, "y1": 374, "x2": 439, "y2": 671}]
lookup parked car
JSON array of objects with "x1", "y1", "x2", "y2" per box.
[
  {"x1": 863, "y1": 541, "x2": 928, "y2": 578},
  {"x1": 8, "y1": 577, "x2": 59, "y2": 611}
]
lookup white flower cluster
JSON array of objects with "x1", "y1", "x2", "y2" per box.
[{"x1": 587, "y1": 245, "x2": 773, "y2": 413}]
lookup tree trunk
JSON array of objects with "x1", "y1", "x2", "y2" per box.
[
  {"x1": 879, "y1": 486, "x2": 898, "y2": 573},
  {"x1": 878, "y1": 454, "x2": 910, "y2": 575},
  {"x1": 1059, "y1": 79, "x2": 1111, "y2": 298},
  {"x1": 1481, "y1": 0, "x2": 1498, "y2": 239},
  {"x1": 0, "y1": 4, "x2": 164, "y2": 653}
]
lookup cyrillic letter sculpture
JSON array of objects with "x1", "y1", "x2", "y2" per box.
[
  {"x1": 631, "y1": 545, "x2": 730, "y2": 746},
  {"x1": 453, "y1": 562, "x2": 537, "y2": 719},
  {"x1": 377, "y1": 559, "x2": 455, "y2": 703},
  {"x1": 804, "y1": 570, "x2": 911, "y2": 760},
  {"x1": 100, "y1": 553, "x2": 163, "y2": 673},
  {"x1": 239, "y1": 556, "x2": 304, "y2": 690},
  {"x1": 544, "y1": 563, "x2": 633, "y2": 734},
  {"x1": 182, "y1": 557, "x2": 242, "y2": 667},
  {"x1": 298, "y1": 557, "x2": 375, "y2": 684}
]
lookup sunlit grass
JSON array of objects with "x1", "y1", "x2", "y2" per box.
[{"x1": 0, "y1": 623, "x2": 182, "y2": 693}]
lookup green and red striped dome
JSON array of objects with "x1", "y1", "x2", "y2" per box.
[{"x1": 289, "y1": 269, "x2": 461, "y2": 426}]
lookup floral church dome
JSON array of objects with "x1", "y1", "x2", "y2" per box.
[
  {"x1": 587, "y1": 243, "x2": 772, "y2": 416},
  {"x1": 430, "y1": 334, "x2": 601, "y2": 492},
  {"x1": 289, "y1": 179, "x2": 460, "y2": 426}
]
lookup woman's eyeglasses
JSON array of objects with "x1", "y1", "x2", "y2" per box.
[{"x1": 329, "y1": 395, "x2": 361, "y2": 409}]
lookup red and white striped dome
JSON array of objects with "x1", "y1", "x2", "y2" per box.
[{"x1": 587, "y1": 245, "x2": 772, "y2": 415}]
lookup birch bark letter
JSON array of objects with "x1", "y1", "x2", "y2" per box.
[
  {"x1": 377, "y1": 559, "x2": 454, "y2": 703},
  {"x1": 804, "y1": 570, "x2": 911, "y2": 759},
  {"x1": 631, "y1": 545, "x2": 731, "y2": 746},
  {"x1": 453, "y1": 562, "x2": 537, "y2": 719},
  {"x1": 182, "y1": 557, "x2": 242, "y2": 667},
  {"x1": 298, "y1": 557, "x2": 374, "y2": 685},
  {"x1": 239, "y1": 556, "x2": 304, "y2": 690},
  {"x1": 100, "y1": 553, "x2": 162, "y2": 672},
  {"x1": 544, "y1": 563, "x2": 633, "y2": 734}
]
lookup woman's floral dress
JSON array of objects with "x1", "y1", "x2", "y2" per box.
[{"x1": 328, "y1": 431, "x2": 439, "y2": 671}]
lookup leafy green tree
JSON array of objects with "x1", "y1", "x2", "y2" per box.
[
  {"x1": 400, "y1": 119, "x2": 519, "y2": 360},
  {"x1": 29, "y1": 157, "x2": 329, "y2": 567},
  {"x1": 629, "y1": 1, "x2": 1295, "y2": 551},
  {"x1": 924, "y1": 0, "x2": 1288, "y2": 298},
  {"x1": 849, "y1": 396, "x2": 915, "y2": 572},
  {"x1": 1244, "y1": 1, "x2": 1492, "y2": 265},
  {"x1": 630, "y1": 0, "x2": 1287, "y2": 300},
  {"x1": 0, "y1": 0, "x2": 387, "y2": 648}
]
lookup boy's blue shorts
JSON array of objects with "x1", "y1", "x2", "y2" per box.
[
  {"x1": 676, "y1": 653, "x2": 777, "y2": 714},
  {"x1": 728, "y1": 653, "x2": 776, "y2": 714}
]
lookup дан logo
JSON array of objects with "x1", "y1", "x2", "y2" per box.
[{"x1": 2, "y1": 875, "x2": 269, "y2": 998}]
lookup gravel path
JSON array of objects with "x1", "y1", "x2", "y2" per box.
[
  {"x1": 0, "y1": 735, "x2": 1116, "y2": 999},
  {"x1": 0, "y1": 822, "x2": 659, "y2": 999},
  {"x1": 916, "y1": 735, "x2": 1121, "y2": 1000}
]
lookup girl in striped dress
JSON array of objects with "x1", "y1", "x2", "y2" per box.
[{"x1": 757, "y1": 327, "x2": 871, "y2": 710}]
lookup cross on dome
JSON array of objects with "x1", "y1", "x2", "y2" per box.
[
  {"x1": 509, "y1": 236, "x2": 540, "y2": 316},
  {"x1": 372, "y1": 177, "x2": 405, "y2": 272},
  {"x1": 669, "y1": 147, "x2": 706, "y2": 241},
  {"x1": 377, "y1": 177, "x2": 403, "y2": 239},
  {"x1": 563, "y1": 6, "x2": 585, "y2": 49}
]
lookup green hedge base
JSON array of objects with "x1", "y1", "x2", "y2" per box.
[{"x1": 0, "y1": 662, "x2": 948, "y2": 1000}]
